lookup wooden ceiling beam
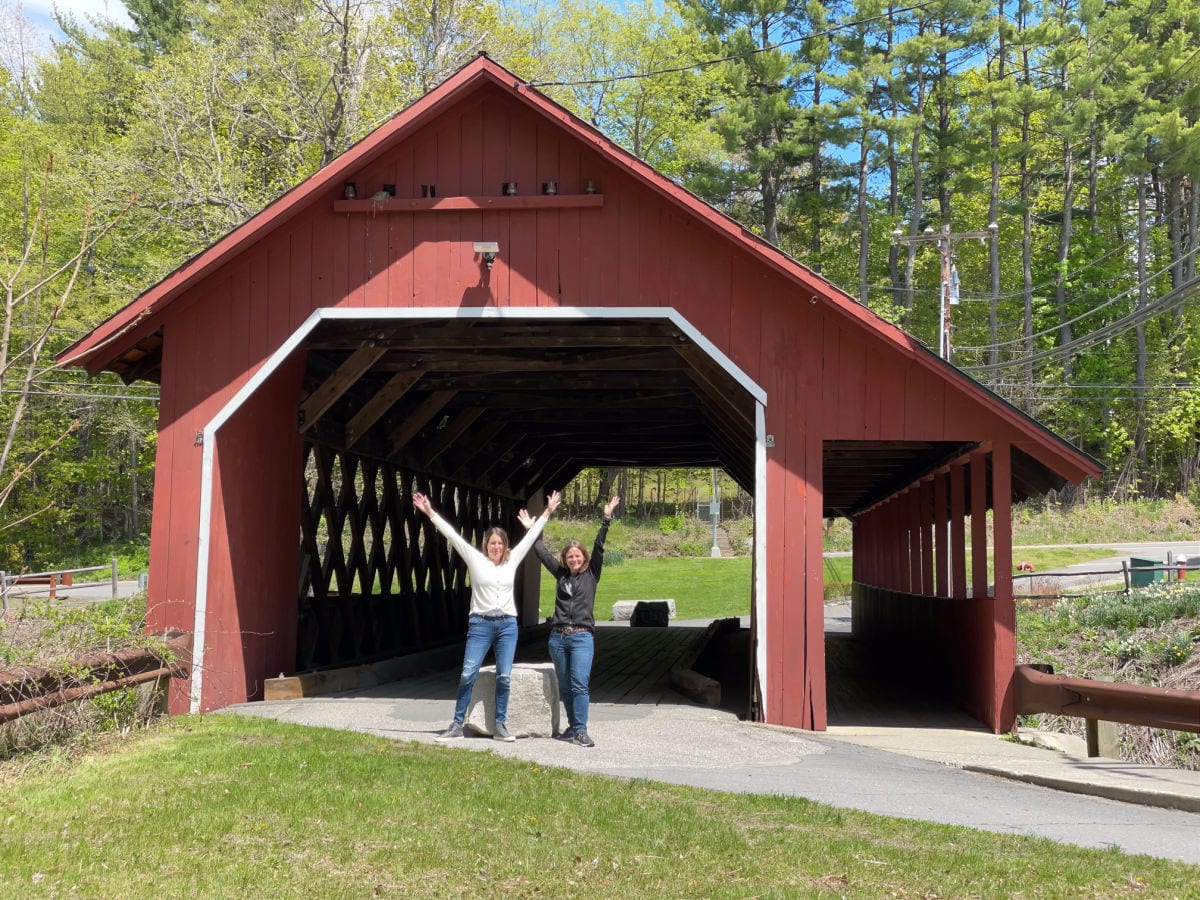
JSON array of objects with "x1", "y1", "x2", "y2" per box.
[
  {"x1": 346, "y1": 370, "x2": 426, "y2": 447},
  {"x1": 388, "y1": 389, "x2": 457, "y2": 455},
  {"x1": 415, "y1": 407, "x2": 486, "y2": 467},
  {"x1": 375, "y1": 348, "x2": 685, "y2": 373},
  {"x1": 298, "y1": 345, "x2": 387, "y2": 432}
]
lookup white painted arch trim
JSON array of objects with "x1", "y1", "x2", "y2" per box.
[{"x1": 191, "y1": 306, "x2": 767, "y2": 712}]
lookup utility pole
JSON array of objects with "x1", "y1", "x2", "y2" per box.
[{"x1": 893, "y1": 222, "x2": 998, "y2": 361}]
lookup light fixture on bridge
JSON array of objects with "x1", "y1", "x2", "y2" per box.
[{"x1": 473, "y1": 241, "x2": 499, "y2": 270}]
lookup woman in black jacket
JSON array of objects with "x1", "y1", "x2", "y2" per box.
[{"x1": 521, "y1": 495, "x2": 619, "y2": 747}]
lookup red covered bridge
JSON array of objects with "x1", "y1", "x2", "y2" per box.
[{"x1": 60, "y1": 57, "x2": 1101, "y2": 732}]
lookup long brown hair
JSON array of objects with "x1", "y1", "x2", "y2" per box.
[
  {"x1": 482, "y1": 526, "x2": 511, "y2": 563},
  {"x1": 558, "y1": 539, "x2": 589, "y2": 569}
]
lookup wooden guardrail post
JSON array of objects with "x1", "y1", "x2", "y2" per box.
[{"x1": 1084, "y1": 676, "x2": 1121, "y2": 758}]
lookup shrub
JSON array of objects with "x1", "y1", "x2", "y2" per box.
[{"x1": 658, "y1": 514, "x2": 686, "y2": 535}]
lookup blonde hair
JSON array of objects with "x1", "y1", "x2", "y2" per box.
[{"x1": 482, "y1": 526, "x2": 511, "y2": 563}]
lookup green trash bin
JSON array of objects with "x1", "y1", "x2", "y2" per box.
[{"x1": 1129, "y1": 557, "x2": 1164, "y2": 588}]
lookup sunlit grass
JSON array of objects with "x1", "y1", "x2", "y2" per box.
[
  {"x1": 1, "y1": 715, "x2": 1195, "y2": 897},
  {"x1": 538, "y1": 548, "x2": 1119, "y2": 621}
]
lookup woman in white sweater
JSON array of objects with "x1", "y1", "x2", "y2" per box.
[{"x1": 413, "y1": 488, "x2": 561, "y2": 742}]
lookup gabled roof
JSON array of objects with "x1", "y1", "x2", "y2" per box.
[{"x1": 58, "y1": 54, "x2": 1101, "y2": 486}]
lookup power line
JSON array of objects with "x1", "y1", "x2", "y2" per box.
[
  {"x1": 955, "y1": 245, "x2": 1200, "y2": 352},
  {"x1": 961, "y1": 275, "x2": 1200, "y2": 374},
  {"x1": 528, "y1": 0, "x2": 943, "y2": 88},
  {"x1": 0, "y1": 389, "x2": 159, "y2": 403}
]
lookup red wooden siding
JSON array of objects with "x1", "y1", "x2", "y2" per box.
[{"x1": 68, "y1": 61, "x2": 1100, "y2": 727}]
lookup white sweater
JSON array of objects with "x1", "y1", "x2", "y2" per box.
[{"x1": 427, "y1": 511, "x2": 548, "y2": 617}]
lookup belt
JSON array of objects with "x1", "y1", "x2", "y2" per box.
[{"x1": 552, "y1": 625, "x2": 593, "y2": 635}]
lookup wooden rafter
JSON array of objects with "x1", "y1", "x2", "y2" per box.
[
  {"x1": 299, "y1": 346, "x2": 387, "y2": 431},
  {"x1": 346, "y1": 370, "x2": 426, "y2": 446}
]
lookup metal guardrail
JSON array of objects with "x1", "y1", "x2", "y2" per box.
[
  {"x1": 0, "y1": 559, "x2": 121, "y2": 611},
  {"x1": 0, "y1": 632, "x2": 191, "y2": 724},
  {"x1": 1014, "y1": 663, "x2": 1200, "y2": 737}
]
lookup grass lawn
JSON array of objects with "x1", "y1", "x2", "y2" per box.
[
  {"x1": 1, "y1": 715, "x2": 1195, "y2": 897},
  {"x1": 539, "y1": 557, "x2": 753, "y2": 620},
  {"x1": 539, "y1": 548, "x2": 1118, "y2": 621}
]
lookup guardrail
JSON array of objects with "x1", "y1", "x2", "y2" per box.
[
  {"x1": 0, "y1": 559, "x2": 121, "y2": 611},
  {"x1": 0, "y1": 631, "x2": 190, "y2": 724},
  {"x1": 1014, "y1": 663, "x2": 1200, "y2": 756}
]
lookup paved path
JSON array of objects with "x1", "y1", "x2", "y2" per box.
[{"x1": 229, "y1": 611, "x2": 1200, "y2": 867}]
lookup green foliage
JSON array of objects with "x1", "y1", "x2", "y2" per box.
[
  {"x1": 1073, "y1": 584, "x2": 1200, "y2": 632},
  {"x1": 1156, "y1": 630, "x2": 1195, "y2": 668},
  {"x1": 657, "y1": 513, "x2": 686, "y2": 535}
]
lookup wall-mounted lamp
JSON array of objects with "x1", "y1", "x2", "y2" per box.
[
  {"x1": 542, "y1": 181, "x2": 558, "y2": 195},
  {"x1": 343, "y1": 182, "x2": 357, "y2": 199},
  {"x1": 502, "y1": 181, "x2": 518, "y2": 195},
  {"x1": 473, "y1": 241, "x2": 500, "y2": 270},
  {"x1": 584, "y1": 180, "x2": 596, "y2": 194}
]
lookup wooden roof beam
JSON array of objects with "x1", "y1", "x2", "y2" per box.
[
  {"x1": 415, "y1": 407, "x2": 486, "y2": 468},
  {"x1": 346, "y1": 370, "x2": 426, "y2": 447},
  {"x1": 298, "y1": 345, "x2": 387, "y2": 432},
  {"x1": 388, "y1": 389, "x2": 457, "y2": 456}
]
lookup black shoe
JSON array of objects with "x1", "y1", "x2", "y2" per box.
[
  {"x1": 572, "y1": 729, "x2": 595, "y2": 748},
  {"x1": 554, "y1": 726, "x2": 576, "y2": 742},
  {"x1": 434, "y1": 722, "x2": 464, "y2": 742}
]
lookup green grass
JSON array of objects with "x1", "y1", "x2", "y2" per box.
[
  {"x1": 539, "y1": 557, "x2": 753, "y2": 619},
  {"x1": 1, "y1": 714, "x2": 1195, "y2": 897},
  {"x1": 537, "y1": 549, "x2": 1118, "y2": 621}
]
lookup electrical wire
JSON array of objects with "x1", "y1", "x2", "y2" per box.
[
  {"x1": 955, "y1": 245, "x2": 1199, "y2": 352},
  {"x1": 961, "y1": 274, "x2": 1200, "y2": 373},
  {"x1": 528, "y1": 0, "x2": 944, "y2": 88}
]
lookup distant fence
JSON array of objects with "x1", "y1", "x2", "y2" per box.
[
  {"x1": 1012, "y1": 561, "x2": 1197, "y2": 599},
  {"x1": 0, "y1": 559, "x2": 121, "y2": 612}
]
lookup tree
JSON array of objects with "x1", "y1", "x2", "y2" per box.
[
  {"x1": 0, "y1": 157, "x2": 134, "y2": 551},
  {"x1": 532, "y1": 0, "x2": 720, "y2": 178},
  {"x1": 680, "y1": 0, "x2": 810, "y2": 245}
]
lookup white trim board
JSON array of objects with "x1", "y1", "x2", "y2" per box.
[{"x1": 191, "y1": 306, "x2": 767, "y2": 712}]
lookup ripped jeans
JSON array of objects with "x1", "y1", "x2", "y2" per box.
[{"x1": 452, "y1": 614, "x2": 518, "y2": 725}]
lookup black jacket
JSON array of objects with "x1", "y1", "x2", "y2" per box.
[{"x1": 535, "y1": 518, "x2": 611, "y2": 629}]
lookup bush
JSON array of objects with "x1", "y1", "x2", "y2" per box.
[{"x1": 658, "y1": 514, "x2": 686, "y2": 535}]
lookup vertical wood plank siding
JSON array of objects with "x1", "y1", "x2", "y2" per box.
[{"x1": 128, "y1": 77, "x2": 1085, "y2": 727}]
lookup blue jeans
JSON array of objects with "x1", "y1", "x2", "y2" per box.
[
  {"x1": 453, "y1": 615, "x2": 518, "y2": 725},
  {"x1": 549, "y1": 630, "x2": 594, "y2": 731}
]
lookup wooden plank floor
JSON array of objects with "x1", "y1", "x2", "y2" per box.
[{"x1": 514, "y1": 624, "x2": 712, "y2": 705}]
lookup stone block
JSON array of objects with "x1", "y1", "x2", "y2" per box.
[
  {"x1": 630, "y1": 600, "x2": 671, "y2": 627},
  {"x1": 465, "y1": 662, "x2": 560, "y2": 738},
  {"x1": 611, "y1": 598, "x2": 675, "y2": 621}
]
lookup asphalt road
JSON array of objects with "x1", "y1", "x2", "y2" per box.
[{"x1": 230, "y1": 688, "x2": 1200, "y2": 866}]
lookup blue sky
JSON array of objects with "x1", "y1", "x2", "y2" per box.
[{"x1": 22, "y1": 0, "x2": 132, "y2": 43}]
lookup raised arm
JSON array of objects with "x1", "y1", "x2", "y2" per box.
[
  {"x1": 518, "y1": 505, "x2": 564, "y2": 576},
  {"x1": 509, "y1": 490, "x2": 561, "y2": 565},
  {"x1": 412, "y1": 491, "x2": 480, "y2": 563},
  {"x1": 591, "y1": 495, "x2": 620, "y2": 577}
]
